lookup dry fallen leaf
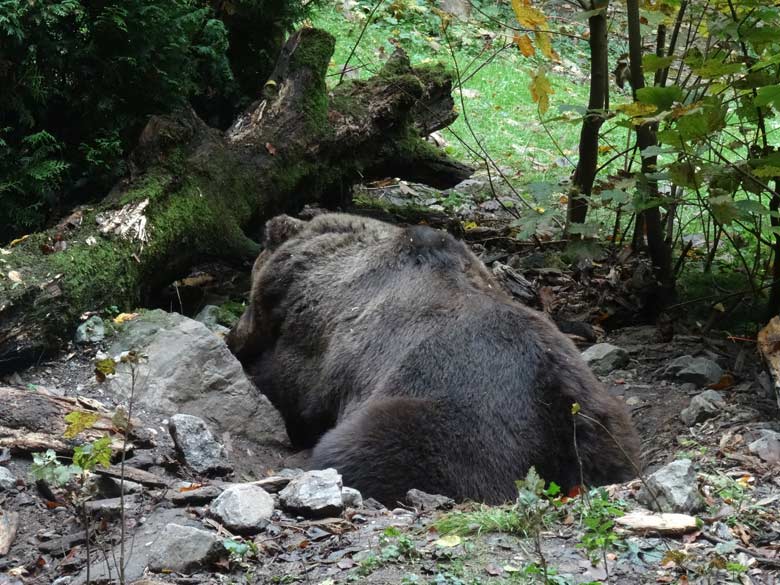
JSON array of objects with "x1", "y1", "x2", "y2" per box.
[
  {"x1": 114, "y1": 312, "x2": 139, "y2": 324},
  {"x1": 434, "y1": 534, "x2": 462, "y2": 548},
  {"x1": 7, "y1": 270, "x2": 22, "y2": 283}
]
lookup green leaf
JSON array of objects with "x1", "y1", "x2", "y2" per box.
[
  {"x1": 73, "y1": 436, "x2": 112, "y2": 471},
  {"x1": 691, "y1": 59, "x2": 744, "y2": 79},
  {"x1": 752, "y1": 165, "x2": 780, "y2": 178},
  {"x1": 710, "y1": 195, "x2": 740, "y2": 225},
  {"x1": 735, "y1": 199, "x2": 769, "y2": 215},
  {"x1": 599, "y1": 189, "x2": 630, "y2": 205},
  {"x1": 640, "y1": 145, "x2": 664, "y2": 158},
  {"x1": 223, "y1": 539, "x2": 249, "y2": 557},
  {"x1": 636, "y1": 86, "x2": 683, "y2": 111},
  {"x1": 642, "y1": 54, "x2": 675, "y2": 74},
  {"x1": 755, "y1": 84, "x2": 780, "y2": 108},
  {"x1": 63, "y1": 411, "x2": 100, "y2": 439},
  {"x1": 668, "y1": 161, "x2": 698, "y2": 188}
]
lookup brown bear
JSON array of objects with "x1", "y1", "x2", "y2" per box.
[{"x1": 228, "y1": 213, "x2": 641, "y2": 505}]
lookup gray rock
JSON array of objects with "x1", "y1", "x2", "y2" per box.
[
  {"x1": 210, "y1": 484, "x2": 274, "y2": 534},
  {"x1": 84, "y1": 496, "x2": 139, "y2": 519},
  {"x1": 675, "y1": 357, "x2": 723, "y2": 386},
  {"x1": 147, "y1": 523, "x2": 224, "y2": 574},
  {"x1": 406, "y1": 489, "x2": 455, "y2": 511},
  {"x1": 0, "y1": 466, "x2": 16, "y2": 490},
  {"x1": 74, "y1": 316, "x2": 105, "y2": 344},
  {"x1": 73, "y1": 507, "x2": 201, "y2": 584},
  {"x1": 581, "y1": 343, "x2": 629, "y2": 375},
  {"x1": 168, "y1": 484, "x2": 223, "y2": 506},
  {"x1": 680, "y1": 389, "x2": 726, "y2": 426},
  {"x1": 664, "y1": 355, "x2": 693, "y2": 377},
  {"x1": 108, "y1": 310, "x2": 287, "y2": 444},
  {"x1": 748, "y1": 430, "x2": 780, "y2": 464},
  {"x1": 342, "y1": 487, "x2": 363, "y2": 509},
  {"x1": 169, "y1": 414, "x2": 231, "y2": 476},
  {"x1": 279, "y1": 469, "x2": 344, "y2": 518},
  {"x1": 194, "y1": 305, "x2": 231, "y2": 335},
  {"x1": 637, "y1": 459, "x2": 704, "y2": 513},
  {"x1": 88, "y1": 475, "x2": 143, "y2": 498}
]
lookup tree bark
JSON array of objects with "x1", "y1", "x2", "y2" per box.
[
  {"x1": 626, "y1": 0, "x2": 674, "y2": 309},
  {"x1": 567, "y1": 1, "x2": 609, "y2": 232},
  {"x1": 0, "y1": 28, "x2": 471, "y2": 372}
]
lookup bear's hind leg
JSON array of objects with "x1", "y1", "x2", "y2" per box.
[{"x1": 311, "y1": 397, "x2": 506, "y2": 506}]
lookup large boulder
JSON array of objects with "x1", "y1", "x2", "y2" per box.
[{"x1": 108, "y1": 310, "x2": 286, "y2": 444}]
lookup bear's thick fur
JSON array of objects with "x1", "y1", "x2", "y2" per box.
[{"x1": 228, "y1": 213, "x2": 641, "y2": 505}]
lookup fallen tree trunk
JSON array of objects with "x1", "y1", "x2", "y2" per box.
[{"x1": 0, "y1": 28, "x2": 471, "y2": 371}]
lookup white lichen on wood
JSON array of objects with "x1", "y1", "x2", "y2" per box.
[{"x1": 96, "y1": 199, "x2": 150, "y2": 243}]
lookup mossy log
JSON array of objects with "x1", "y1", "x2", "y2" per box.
[{"x1": 0, "y1": 28, "x2": 472, "y2": 372}]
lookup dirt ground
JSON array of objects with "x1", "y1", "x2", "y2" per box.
[{"x1": 1, "y1": 196, "x2": 779, "y2": 585}]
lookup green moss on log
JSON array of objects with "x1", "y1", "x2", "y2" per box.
[{"x1": 291, "y1": 29, "x2": 335, "y2": 133}]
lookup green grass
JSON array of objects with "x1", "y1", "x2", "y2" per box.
[
  {"x1": 435, "y1": 504, "x2": 530, "y2": 537},
  {"x1": 311, "y1": 2, "x2": 592, "y2": 182}
]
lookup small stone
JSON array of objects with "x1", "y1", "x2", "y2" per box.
[
  {"x1": 406, "y1": 489, "x2": 455, "y2": 511},
  {"x1": 74, "y1": 316, "x2": 105, "y2": 344},
  {"x1": 342, "y1": 487, "x2": 363, "y2": 508},
  {"x1": 581, "y1": 343, "x2": 629, "y2": 375},
  {"x1": 680, "y1": 389, "x2": 726, "y2": 426},
  {"x1": 675, "y1": 357, "x2": 723, "y2": 386},
  {"x1": 712, "y1": 521, "x2": 734, "y2": 541},
  {"x1": 147, "y1": 523, "x2": 223, "y2": 574},
  {"x1": 279, "y1": 469, "x2": 344, "y2": 518},
  {"x1": 84, "y1": 496, "x2": 138, "y2": 520},
  {"x1": 169, "y1": 414, "x2": 231, "y2": 476},
  {"x1": 168, "y1": 484, "x2": 223, "y2": 506},
  {"x1": 210, "y1": 484, "x2": 274, "y2": 534},
  {"x1": 637, "y1": 459, "x2": 704, "y2": 514},
  {"x1": 748, "y1": 430, "x2": 780, "y2": 464},
  {"x1": 0, "y1": 466, "x2": 16, "y2": 491}
]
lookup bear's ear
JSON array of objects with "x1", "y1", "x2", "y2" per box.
[{"x1": 263, "y1": 215, "x2": 306, "y2": 249}]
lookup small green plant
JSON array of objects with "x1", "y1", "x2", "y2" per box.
[
  {"x1": 356, "y1": 552, "x2": 381, "y2": 576},
  {"x1": 574, "y1": 488, "x2": 626, "y2": 567},
  {"x1": 30, "y1": 449, "x2": 79, "y2": 487},
  {"x1": 379, "y1": 526, "x2": 419, "y2": 562}
]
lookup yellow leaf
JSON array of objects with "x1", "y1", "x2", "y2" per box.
[
  {"x1": 511, "y1": 0, "x2": 548, "y2": 29},
  {"x1": 530, "y1": 68, "x2": 554, "y2": 115},
  {"x1": 462, "y1": 221, "x2": 479, "y2": 231},
  {"x1": 514, "y1": 33, "x2": 535, "y2": 57},
  {"x1": 113, "y1": 312, "x2": 139, "y2": 324},
  {"x1": 435, "y1": 534, "x2": 462, "y2": 547},
  {"x1": 598, "y1": 145, "x2": 612, "y2": 153},
  {"x1": 9, "y1": 234, "x2": 29, "y2": 247},
  {"x1": 7, "y1": 270, "x2": 22, "y2": 283},
  {"x1": 616, "y1": 101, "x2": 658, "y2": 118},
  {"x1": 534, "y1": 31, "x2": 559, "y2": 62}
]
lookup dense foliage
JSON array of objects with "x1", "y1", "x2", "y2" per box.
[{"x1": 0, "y1": 0, "x2": 309, "y2": 242}]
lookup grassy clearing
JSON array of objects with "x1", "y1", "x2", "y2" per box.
[{"x1": 311, "y1": 3, "x2": 591, "y2": 182}]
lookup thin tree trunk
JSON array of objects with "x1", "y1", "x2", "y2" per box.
[
  {"x1": 567, "y1": 1, "x2": 609, "y2": 231},
  {"x1": 626, "y1": 0, "x2": 675, "y2": 308}
]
